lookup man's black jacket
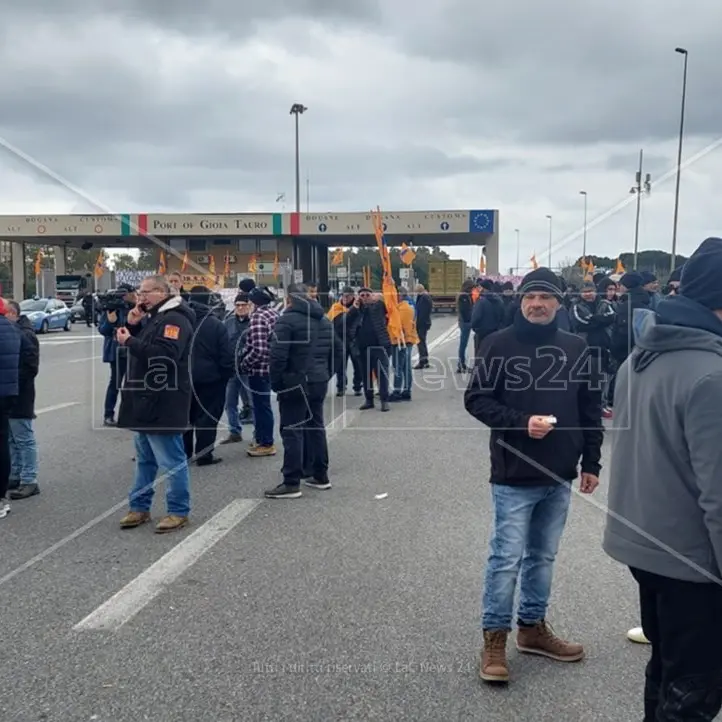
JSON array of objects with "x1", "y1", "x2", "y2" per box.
[
  {"x1": 10, "y1": 316, "x2": 39, "y2": 419},
  {"x1": 465, "y1": 314, "x2": 603, "y2": 486},
  {"x1": 118, "y1": 295, "x2": 196, "y2": 433},
  {"x1": 270, "y1": 296, "x2": 343, "y2": 397},
  {"x1": 187, "y1": 300, "x2": 234, "y2": 385}
]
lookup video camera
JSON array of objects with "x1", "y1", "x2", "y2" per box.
[{"x1": 96, "y1": 287, "x2": 134, "y2": 313}]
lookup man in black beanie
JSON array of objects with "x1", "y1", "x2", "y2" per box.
[
  {"x1": 465, "y1": 266, "x2": 603, "y2": 684},
  {"x1": 603, "y1": 237, "x2": 722, "y2": 721},
  {"x1": 240, "y1": 286, "x2": 279, "y2": 456},
  {"x1": 470, "y1": 279, "x2": 505, "y2": 362},
  {"x1": 220, "y1": 291, "x2": 253, "y2": 444},
  {"x1": 610, "y1": 271, "x2": 650, "y2": 374},
  {"x1": 640, "y1": 271, "x2": 661, "y2": 310}
]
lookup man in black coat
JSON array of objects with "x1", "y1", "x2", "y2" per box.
[
  {"x1": 220, "y1": 291, "x2": 253, "y2": 443},
  {"x1": 464, "y1": 268, "x2": 603, "y2": 684},
  {"x1": 4, "y1": 301, "x2": 40, "y2": 500},
  {"x1": 266, "y1": 283, "x2": 342, "y2": 498},
  {"x1": 116, "y1": 275, "x2": 196, "y2": 534},
  {"x1": 0, "y1": 298, "x2": 20, "y2": 517},
  {"x1": 471, "y1": 280, "x2": 506, "y2": 362},
  {"x1": 347, "y1": 288, "x2": 391, "y2": 411},
  {"x1": 413, "y1": 284, "x2": 433, "y2": 369},
  {"x1": 610, "y1": 272, "x2": 651, "y2": 368},
  {"x1": 328, "y1": 286, "x2": 362, "y2": 397},
  {"x1": 183, "y1": 286, "x2": 234, "y2": 466}
]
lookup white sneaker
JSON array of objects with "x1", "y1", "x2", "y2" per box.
[
  {"x1": 627, "y1": 626, "x2": 650, "y2": 644},
  {"x1": 0, "y1": 498, "x2": 11, "y2": 518}
]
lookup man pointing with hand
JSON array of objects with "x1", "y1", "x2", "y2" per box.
[{"x1": 465, "y1": 267, "x2": 603, "y2": 684}]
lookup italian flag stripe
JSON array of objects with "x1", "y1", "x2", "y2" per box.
[
  {"x1": 290, "y1": 213, "x2": 300, "y2": 235},
  {"x1": 272, "y1": 213, "x2": 282, "y2": 235}
]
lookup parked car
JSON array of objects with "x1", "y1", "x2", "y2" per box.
[
  {"x1": 69, "y1": 300, "x2": 85, "y2": 322},
  {"x1": 20, "y1": 298, "x2": 73, "y2": 333}
]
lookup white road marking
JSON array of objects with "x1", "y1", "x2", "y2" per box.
[
  {"x1": 36, "y1": 402, "x2": 81, "y2": 414},
  {"x1": 74, "y1": 498, "x2": 261, "y2": 632},
  {"x1": 39, "y1": 340, "x2": 90, "y2": 346},
  {"x1": 67, "y1": 355, "x2": 102, "y2": 363}
]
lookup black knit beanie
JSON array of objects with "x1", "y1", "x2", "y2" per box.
[
  {"x1": 680, "y1": 237, "x2": 722, "y2": 310},
  {"x1": 518, "y1": 268, "x2": 563, "y2": 302},
  {"x1": 620, "y1": 272, "x2": 644, "y2": 289}
]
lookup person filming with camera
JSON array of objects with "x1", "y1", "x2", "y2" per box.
[{"x1": 98, "y1": 283, "x2": 137, "y2": 426}]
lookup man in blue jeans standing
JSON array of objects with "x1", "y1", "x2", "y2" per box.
[
  {"x1": 4, "y1": 301, "x2": 40, "y2": 500},
  {"x1": 240, "y1": 286, "x2": 279, "y2": 457},
  {"x1": 221, "y1": 291, "x2": 253, "y2": 444},
  {"x1": 464, "y1": 267, "x2": 603, "y2": 684},
  {"x1": 116, "y1": 275, "x2": 196, "y2": 534}
]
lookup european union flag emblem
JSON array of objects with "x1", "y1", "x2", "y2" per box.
[{"x1": 469, "y1": 210, "x2": 494, "y2": 233}]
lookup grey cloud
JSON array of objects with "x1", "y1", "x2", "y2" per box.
[
  {"x1": 392, "y1": 0, "x2": 721, "y2": 145},
  {"x1": 5, "y1": 0, "x2": 380, "y2": 38},
  {"x1": 604, "y1": 152, "x2": 670, "y2": 177}
]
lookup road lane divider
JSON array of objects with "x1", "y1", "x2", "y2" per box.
[
  {"x1": 36, "y1": 402, "x2": 81, "y2": 415},
  {"x1": 73, "y1": 498, "x2": 261, "y2": 632}
]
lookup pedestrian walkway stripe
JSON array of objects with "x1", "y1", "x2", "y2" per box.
[{"x1": 73, "y1": 499, "x2": 261, "y2": 632}]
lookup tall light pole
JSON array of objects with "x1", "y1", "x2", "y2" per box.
[
  {"x1": 514, "y1": 228, "x2": 520, "y2": 273},
  {"x1": 671, "y1": 47, "x2": 688, "y2": 271},
  {"x1": 579, "y1": 190, "x2": 588, "y2": 259},
  {"x1": 289, "y1": 103, "x2": 307, "y2": 213},
  {"x1": 546, "y1": 215, "x2": 553, "y2": 268},
  {"x1": 629, "y1": 149, "x2": 652, "y2": 269}
]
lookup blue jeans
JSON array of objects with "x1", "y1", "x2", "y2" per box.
[
  {"x1": 247, "y1": 374, "x2": 274, "y2": 446},
  {"x1": 8, "y1": 418, "x2": 38, "y2": 485},
  {"x1": 225, "y1": 375, "x2": 252, "y2": 435},
  {"x1": 392, "y1": 346, "x2": 412, "y2": 395},
  {"x1": 482, "y1": 482, "x2": 572, "y2": 630},
  {"x1": 458, "y1": 322, "x2": 472, "y2": 367},
  {"x1": 129, "y1": 433, "x2": 190, "y2": 516}
]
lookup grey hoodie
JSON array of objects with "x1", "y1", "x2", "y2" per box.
[{"x1": 603, "y1": 295, "x2": 722, "y2": 583}]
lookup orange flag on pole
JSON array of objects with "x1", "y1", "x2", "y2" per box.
[
  {"x1": 33, "y1": 249, "x2": 43, "y2": 277},
  {"x1": 371, "y1": 207, "x2": 403, "y2": 343},
  {"x1": 94, "y1": 250, "x2": 106, "y2": 278}
]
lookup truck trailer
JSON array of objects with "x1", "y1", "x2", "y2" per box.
[{"x1": 427, "y1": 260, "x2": 467, "y2": 313}]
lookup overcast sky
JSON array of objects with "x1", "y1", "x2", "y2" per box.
[{"x1": 0, "y1": 1, "x2": 718, "y2": 272}]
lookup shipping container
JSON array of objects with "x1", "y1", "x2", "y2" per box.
[{"x1": 428, "y1": 259, "x2": 469, "y2": 312}]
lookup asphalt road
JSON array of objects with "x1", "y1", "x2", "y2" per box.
[{"x1": 0, "y1": 317, "x2": 651, "y2": 722}]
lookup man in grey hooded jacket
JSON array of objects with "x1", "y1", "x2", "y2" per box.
[{"x1": 603, "y1": 237, "x2": 722, "y2": 722}]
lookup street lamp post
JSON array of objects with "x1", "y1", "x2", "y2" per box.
[
  {"x1": 629, "y1": 149, "x2": 652, "y2": 269},
  {"x1": 514, "y1": 228, "x2": 520, "y2": 273},
  {"x1": 289, "y1": 103, "x2": 308, "y2": 213},
  {"x1": 579, "y1": 190, "x2": 588, "y2": 259},
  {"x1": 546, "y1": 215, "x2": 553, "y2": 268},
  {"x1": 671, "y1": 47, "x2": 688, "y2": 272}
]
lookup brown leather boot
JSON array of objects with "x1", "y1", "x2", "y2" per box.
[
  {"x1": 516, "y1": 621, "x2": 584, "y2": 662},
  {"x1": 480, "y1": 629, "x2": 510, "y2": 682}
]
